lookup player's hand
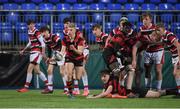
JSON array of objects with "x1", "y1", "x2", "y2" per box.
[
  {"x1": 132, "y1": 60, "x2": 136, "y2": 69},
  {"x1": 69, "y1": 45, "x2": 76, "y2": 50},
  {"x1": 19, "y1": 50, "x2": 24, "y2": 55}
]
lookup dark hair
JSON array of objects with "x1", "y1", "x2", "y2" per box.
[
  {"x1": 142, "y1": 12, "x2": 152, "y2": 20},
  {"x1": 63, "y1": 17, "x2": 71, "y2": 24},
  {"x1": 27, "y1": 19, "x2": 35, "y2": 25},
  {"x1": 156, "y1": 23, "x2": 165, "y2": 29},
  {"x1": 100, "y1": 69, "x2": 111, "y2": 76},
  {"x1": 92, "y1": 24, "x2": 101, "y2": 30},
  {"x1": 40, "y1": 26, "x2": 50, "y2": 32}
]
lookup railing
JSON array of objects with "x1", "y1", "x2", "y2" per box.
[{"x1": 0, "y1": 10, "x2": 180, "y2": 53}]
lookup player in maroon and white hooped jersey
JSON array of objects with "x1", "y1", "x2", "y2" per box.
[
  {"x1": 63, "y1": 18, "x2": 90, "y2": 96},
  {"x1": 132, "y1": 13, "x2": 164, "y2": 91},
  {"x1": 155, "y1": 23, "x2": 180, "y2": 94},
  {"x1": 60, "y1": 23, "x2": 85, "y2": 98},
  {"x1": 17, "y1": 20, "x2": 49, "y2": 93},
  {"x1": 39, "y1": 26, "x2": 65, "y2": 94}
]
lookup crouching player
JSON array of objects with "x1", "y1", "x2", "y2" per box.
[{"x1": 40, "y1": 26, "x2": 66, "y2": 94}]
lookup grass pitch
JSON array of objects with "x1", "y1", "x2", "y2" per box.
[{"x1": 0, "y1": 89, "x2": 179, "y2": 108}]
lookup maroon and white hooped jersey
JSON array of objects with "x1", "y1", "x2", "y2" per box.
[
  {"x1": 44, "y1": 34, "x2": 61, "y2": 51},
  {"x1": 28, "y1": 28, "x2": 42, "y2": 53},
  {"x1": 162, "y1": 30, "x2": 179, "y2": 57},
  {"x1": 139, "y1": 24, "x2": 163, "y2": 52},
  {"x1": 96, "y1": 32, "x2": 109, "y2": 49}
]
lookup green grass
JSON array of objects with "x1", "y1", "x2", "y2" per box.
[{"x1": 0, "y1": 89, "x2": 180, "y2": 108}]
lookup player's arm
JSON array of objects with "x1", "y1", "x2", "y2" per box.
[
  {"x1": 38, "y1": 35, "x2": 47, "y2": 60},
  {"x1": 20, "y1": 40, "x2": 31, "y2": 55},
  {"x1": 70, "y1": 39, "x2": 84, "y2": 55},
  {"x1": 87, "y1": 86, "x2": 113, "y2": 98},
  {"x1": 132, "y1": 41, "x2": 142, "y2": 68},
  {"x1": 173, "y1": 39, "x2": 180, "y2": 58}
]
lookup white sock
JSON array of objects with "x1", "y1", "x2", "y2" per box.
[
  {"x1": 156, "y1": 80, "x2": 162, "y2": 90},
  {"x1": 175, "y1": 78, "x2": 180, "y2": 93},
  {"x1": 119, "y1": 80, "x2": 125, "y2": 86},
  {"x1": 26, "y1": 73, "x2": 32, "y2": 83},
  {"x1": 48, "y1": 74, "x2": 53, "y2": 90},
  {"x1": 82, "y1": 73, "x2": 89, "y2": 90},
  {"x1": 38, "y1": 72, "x2": 48, "y2": 86},
  {"x1": 145, "y1": 78, "x2": 151, "y2": 88},
  {"x1": 74, "y1": 79, "x2": 79, "y2": 91},
  {"x1": 62, "y1": 76, "x2": 68, "y2": 91}
]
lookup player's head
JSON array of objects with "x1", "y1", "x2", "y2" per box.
[
  {"x1": 149, "y1": 30, "x2": 162, "y2": 42},
  {"x1": 121, "y1": 21, "x2": 132, "y2": 35},
  {"x1": 142, "y1": 12, "x2": 152, "y2": 26},
  {"x1": 155, "y1": 23, "x2": 166, "y2": 36},
  {"x1": 92, "y1": 24, "x2": 102, "y2": 37},
  {"x1": 68, "y1": 23, "x2": 76, "y2": 38},
  {"x1": 100, "y1": 69, "x2": 111, "y2": 84},
  {"x1": 27, "y1": 19, "x2": 35, "y2": 30},
  {"x1": 40, "y1": 26, "x2": 50, "y2": 39},
  {"x1": 63, "y1": 17, "x2": 71, "y2": 30},
  {"x1": 119, "y1": 17, "x2": 128, "y2": 28}
]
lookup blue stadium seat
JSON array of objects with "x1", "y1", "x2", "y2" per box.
[
  {"x1": 150, "y1": 0, "x2": 161, "y2": 4},
  {"x1": 105, "y1": 22, "x2": 116, "y2": 33},
  {"x1": 15, "y1": 23, "x2": 28, "y2": 42},
  {"x1": 75, "y1": 13, "x2": 88, "y2": 23},
  {"x1": 21, "y1": 3, "x2": 37, "y2": 11},
  {"x1": 161, "y1": 14, "x2": 173, "y2": 23},
  {"x1": 56, "y1": 3, "x2": 71, "y2": 10},
  {"x1": 178, "y1": 14, "x2": 180, "y2": 22},
  {"x1": 175, "y1": 4, "x2": 180, "y2": 10},
  {"x1": 171, "y1": 23, "x2": 180, "y2": 39},
  {"x1": 127, "y1": 13, "x2": 139, "y2": 23},
  {"x1": 13, "y1": 0, "x2": 25, "y2": 3},
  {"x1": 133, "y1": 0, "x2": 144, "y2": 3},
  {"x1": 31, "y1": 0, "x2": 43, "y2": 3},
  {"x1": 0, "y1": 0, "x2": 8, "y2": 3},
  {"x1": 6, "y1": 12, "x2": 19, "y2": 24},
  {"x1": 76, "y1": 23, "x2": 83, "y2": 31},
  {"x1": 0, "y1": 23, "x2": 13, "y2": 42},
  {"x1": 73, "y1": 3, "x2": 88, "y2": 10},
  {"x1": 89, "y1": 3, "x2": 105, "y2": 10},
  {"x1": 39, "y1": 3, "x2": 54, "y2": 10},
  {"x1": 110, "y1": 13, "x2": 122, "y2": 23},
  {"x1": 92, "y1": 13, "x2": 103, "y2": 23},
  {"x1": 65, "y1": 0, "x2": 77, "y2": 3},
  {"x1": 141, "y1": 4, "x2": 156, "y2": 10},
  {"x1": 124, "y1": 4, "x2": 139, "y2": 10},
  {"x1": 82, "y1": 0, "x2": 94, "y2": 3},
  {"x1": 23, "y1": 14, "x2": 37, "y2": 22},
  {"x1": 136, "y1": 22, "x2": 143, "y2": 30},
  {"x1": 84, "y1": 23, "x2": 95, "y2": 42},
  {"x1": 84, "y1": 23, "x2": 94, "y2": 30},
  {"x1": 167, "y1": 0, "x2": 177, "y2": 3},
  {"x1": 58, "y1": 13, "x2": 71, "y2": 23},
  {"x1": 107, "y1": 4, "x2": 121, "y2": 10},
  {"x1": 99, "y1": 0, "x2": 113, "y2": 3},
  {"x1": 48, "y1": 0, "x2": 60, "y2": 3},
  {"x1": 3, "y1": 3, "x2": 19, "y2": 10},
  {"x1": 87, "y1": 33, "x2": 96, "y2": 42},
  {"x1": 53, "y1": 23, "x2": 64, "y2": 35},
  {"x1": 116, "y1": 0, "x2": 127, "y2": 3},
  {"x1": 159, "y1": 3, "x2": 173, "y2": 10},
  {"x1": 35, "y1": 23, "x2": 47, "y2": 29},
  {"x1": 42, "y1": 14, "x2": 52, "y2": 23}
]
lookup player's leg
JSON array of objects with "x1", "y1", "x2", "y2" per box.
[
  {"x1": 172, "y1": 57, "x2": 180, "y2": 94},
  {"x1": 17, "y1": 63, "x2": 34, "y2": 92},
  {"x1": 60, "y1": 65, "x2": 69, "y2": 94},
  {"x1": 73, "y1": 69, "x2": 80, "y2": 95}
]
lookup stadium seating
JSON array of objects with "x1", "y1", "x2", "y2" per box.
[
  {"x1": 159, "y1": 3, "x2": 173, "y2": 10},
  {"x1": 6, "y1": 12, "x2": 19, "y2": 24},
  {"x1": 124, "y1": 3, "x2": 139, "y2": 10},
  {"x1": 73, "y1": 3, "x2": 88, "y2": 10},
  {"x1": 21, "y1": 3, "x2": 37, "y2": 11},
  {"x1": 31, "y1": 0, "x2": 43, "y2": 3},
  {"x1": 84, "y1": 23, "x2": 95, "y2": 42},
  {"x1": 127, "y1": 13, "x2": 139, "y2": 23},
  {"x1": 141, "y1": 3, "x2": 156, "y2": 10},
  {"x1": 167, "y1": 0, "x2": 177, "y2": 3},
  {"x1": 89, "y1": 3, "x2": 105, "y2": 10},
  {"x1": 110, "y1": 13, "x2": 122, "y2": 23},
  {"x1": 0, "y1": 23, "x2": 13, "y2": 42},
  {"x1": 161, "y1": 14, "x2": 173, "y2": 23},
  {"x1": 82, "y1": 0, "x2": 94, "y2": 3},
  {"x1": 76, "y1": 23, "x2": 83, "y2": 31},
  {"x1": 133, "y1": 0, "x2": 144, "y2": 4},
  {"x1": 92, "y1": 13, "x2": 103, "y2": 23},
  {"x1": 35, "y1": 23, "x2": 47, "y2": 29},
  {"x1": 175, "y1": 4, "x2": 180, "y2": 10},
  {"x1": 13, "y1": 0, "x2": 25, "y2": 3},
  {"x1": 105, "y1": 22, "x2": 116, "y2": 33},
  {"x1": 56, "y1": 3, "x2": 71, "y2": 10},
  {"x1": 3, "y1": 3, "x2": 19, "y2": 10},
  {"x1": 0, "y1": 0, "x2": 8, "y2": 3},
  {"x1": 171, "y1": 23, "x2": 180, "y2": 39},
  {"x1": 39, "y1": 3, "x2": 54, "y2": 10},
  {"x1": 53, "y1": 23, "x2": 64, "y2": 39},
  {"x1": 99, "y1": 0, "x2": 113, "y2": 4},
  {"x1": 48, "y1": 0, "x2": 60, "y2": 3},
  {"x1": 107, "y1": 4, "x2": 122, "y2": 10},
  {"x1": 58, "y1": 13, "x2": 71, "y2": 23},
  {"x1": 116, "y1": 0, "x2": 127, "y2": 3},
  {"x1": 65, "y1": 0, "x2": 77, "y2": 3},
  {"x1": 15, "y1": 23, "x2": 28, "y2": 42},
  {"x1": 150, "y1": 0, "x2": 161, "y2": 4}
]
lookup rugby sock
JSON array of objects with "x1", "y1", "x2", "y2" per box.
[
  {"x1": 24, "y1": 73, "x2": 32, "y2": 88},
  {"x1": 156, "y1": 80, "x2": 162, "y2": 90},
  {"x1": 38, "y1": 72, "x2": 48, "y2": 86},
  {"x1": 82, "y1": 74, "x2": 89, "y2": 90},
  {"x1": 62, "y1": 76, "x2": 68, "y2": 91},
  {"x1": 48, "y1": 74, "x2": 53, "y2": 90},
  {"x1": 145, "y1": 78, "x2": 151, "y2": 88},
  {"x1": 175, "y1": 78, "x2": 180, "y2": 93},
  {"x1": 74, "y1": 79, "x2": 79, "y2": 91},
  {"x1": 67, "y1": 81, "x2": 73, "y2": 94}
]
